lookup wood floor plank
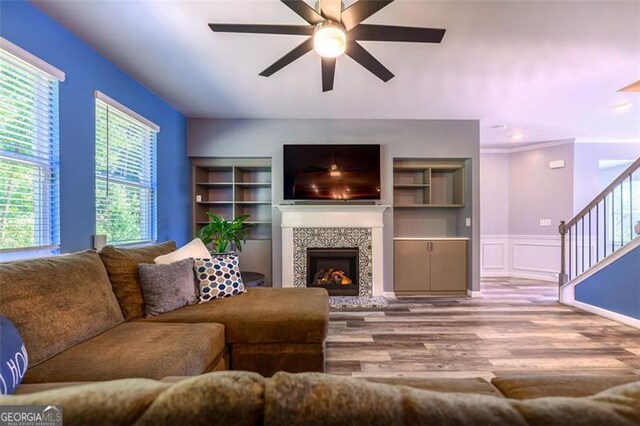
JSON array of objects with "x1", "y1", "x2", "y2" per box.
[{"x1": 325, "y1": 278, "x2": 640, "y2": 378}]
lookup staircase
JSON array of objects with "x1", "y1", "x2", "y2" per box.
[{"x1": 558, "y1": 157, "x2": 640, "y2": 327}]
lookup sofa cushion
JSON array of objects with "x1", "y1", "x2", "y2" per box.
[
  {"x1": 362, "y1": 377, "x2": 503, "y2": 397},
  {"x1": 138, "y1": 258, "x2": 198, "y2": 317},
  {"x1": 0, "y1": 251, "x2": 124, "y2": 366},
  {"x1": 23, "y1": 322, "x2": 225, "y2": 383},
  {"x1": 1, "y1": 372, "x2": 266, "y2": 426},
  {"x1": 492, "y1": 374, "x2": 640, "y2": 399},
  {"x1": 194, "y1": 255, "x2": 245, "y2": 302},
  {"x1": 264, "y1": 372, "x2": 640, "y2": 426},
  {"x1": 0, "y1": 317, "x2": 28, "y2": 394},
  {"x1": 142, "y1": 287, "x2": 329, "y2": 344},
  {"x1": 2, "y1": 373, "x2": 639, "y2": 426},
  {"x1": 154, "y1": 238, "x2": 210, "y2": 264},
  {"x1": 99, "y1": 241, "x2": 177, "y2": 321}
]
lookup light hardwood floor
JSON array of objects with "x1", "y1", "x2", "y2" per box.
[{"x1": 326, "y1": 278, "x2": 640, "y2": 380}]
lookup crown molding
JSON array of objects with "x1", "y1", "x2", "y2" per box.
[{"x1": 481, "y1": 139, "x2": 574, "y2": 154}]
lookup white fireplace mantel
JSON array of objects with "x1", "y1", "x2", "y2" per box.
[
  {"x1": 277, "y1": 204, "x2": 390, "y2": 228},
  {"x1": 277, "y1": 204, "x2": 389, "y2": 297}
]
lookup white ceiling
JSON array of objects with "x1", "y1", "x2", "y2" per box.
[{"x1": 32, "y1": 0, "x2": 640, "y2": 146}]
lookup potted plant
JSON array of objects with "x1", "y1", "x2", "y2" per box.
[{"x1": 196, "y1": 213, "x2": 254, "y2": 254}]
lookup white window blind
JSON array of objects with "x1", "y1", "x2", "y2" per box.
[
  {"x1": 95, "y1": 95, "x2": 157, "y2": 245},
  {"x1": 0, "y1": 45, "x2": 60, "y2": 252}
]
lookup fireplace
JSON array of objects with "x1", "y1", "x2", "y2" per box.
[
  {"x1": 279, "y1": 205, "x2": 388, "y2": 297},
  {"x1": 307, "y1": 248, "x2": 359, "y2": 296}
]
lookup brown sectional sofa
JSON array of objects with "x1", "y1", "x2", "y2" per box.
[
  {"x1": 3, "y1": 372, "x2": 639, "y2": 425},
  {"x1": 0, "y1": 242, "x2": 329, "y2": 384}
]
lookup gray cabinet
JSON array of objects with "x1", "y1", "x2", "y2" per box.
[{"x1": 394, "y1": 239, "x2": 467, "y2": 295}]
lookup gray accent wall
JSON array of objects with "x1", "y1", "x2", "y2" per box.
[
  {"x1": 508, "y1": 142, "x2": 574, "y2": 236},
  {"x1": 187, "y1": 119, "x2": 481, "y2": 292}
]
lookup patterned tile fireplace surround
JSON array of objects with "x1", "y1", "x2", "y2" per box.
[{"x1": 278, "y1": 205, "x2": 389, "y2": 297}]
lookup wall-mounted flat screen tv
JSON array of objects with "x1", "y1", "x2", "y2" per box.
[{"x1": 283, "y1": 144, "x2": 381, "y2": 200}]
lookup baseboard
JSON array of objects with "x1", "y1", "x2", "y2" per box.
[
  {"x1": 508, "y1": 272, "x2": 557, "y2": 282},
  {"x1": 467, "y1": 290, "x2": 482, "y2": 298},
  {"x1": 571, "y1": 300, "x2": 640, "y2": 329},
  {"x1": 382, "y1": 291, "x2": 397, "y2": 299}
]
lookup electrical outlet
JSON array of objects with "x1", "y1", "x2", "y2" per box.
[
  {"x1": 465, "y1": 218, "x2": 471, "y2": 227},
  {"x1": 539, "y1": 219, "x2": 552, "y2": 227}
]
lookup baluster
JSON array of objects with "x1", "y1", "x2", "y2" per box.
[
  {"x1": 629, "y1": 175, "x2": 633, "y2": 243},
  {"x1": 588, "y1": 210, "x2": 592, "y2": 268},
  {"x1": 575, "y1": 220, "x2": 579, "y2": 277},
  {"x1": 612, "y1": 191, "x2": 615, "y2": 254},
  {"x1": 604, "y1": 195, "x2": 608, "y2": 258},
  {"x1": 581, "y1": 217, "x2": 585, "y2": 274},
  {"x1": 596, "y1": 203, "x2": 600, "y2": 263},
  {"x1": 620, "y1": 185, "x2": 623, "y2": 249},
  {"x1": 568, "y1": 227, "x2": 572, "y2": 280}
]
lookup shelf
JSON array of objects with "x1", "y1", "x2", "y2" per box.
[
  {"x1": 394, "y1": 204, "x2": 463, "y2": 208},
  {"x1": 394, "y1": 184, "x2": 430, "y2": 189},
  {"x1": 235, "y1": 182, "x2": 271, "y2": 188},
  {"x1": 195, "y1": 220, "x2": 271, "y2": 225},
  {"x1": 196, "y1": 201, "x2": 233, "y2": 205},
  {"x1": 235, "y1": 201, "x2": 272, "y2": 205},
  {"x1": 196, "y1": 182, "x2": 233, "y2": 187}
]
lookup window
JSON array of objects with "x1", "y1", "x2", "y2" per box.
[
  {"x1": 0, "y1": 39, "x2": 63, "y2": 254},
  {"x1": 94, "y1": 91, "x2": 159, "y2": 245}
]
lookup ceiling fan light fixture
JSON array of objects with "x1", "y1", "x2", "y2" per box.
[{"x1": 314, "y1": 22, "x2": 347, "y2": 58}]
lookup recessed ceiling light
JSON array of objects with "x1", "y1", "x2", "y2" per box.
[
  {"x1": 613, "y1": 102, "x2": 632, "y2": 112},
  {"x1": 511, "y1": 132, "x2": 524, "y2": 140},
  {"x1": 492, "y1": 124, "x2": 508, "y2": 131}
]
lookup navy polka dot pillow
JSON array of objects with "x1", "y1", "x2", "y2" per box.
[{"x1": 193, "y1": 255, "x2": 245, "y2": 302}]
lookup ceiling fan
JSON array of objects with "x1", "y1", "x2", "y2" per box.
[{"x1": 208, "y1": 0, "x2": 446, "y2": 92}]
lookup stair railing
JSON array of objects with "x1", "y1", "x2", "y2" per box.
[{"x1": 559, "y1": 157, "x2": 640, "y2": 285}]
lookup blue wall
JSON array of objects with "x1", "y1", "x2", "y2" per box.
[
  {"x1": 0, "y1": 1, "x2": 190, "y2": 251},
  {"x1": 575, "y1": 243, "x2": 640, "y2": 320}
]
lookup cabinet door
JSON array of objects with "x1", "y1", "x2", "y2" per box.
[
  {"x1": 394, "y1": 240, "x2": 431, "y2": 292},
  {"x1": 429, "y1": 240, "x2": 467, "y2": 292}
]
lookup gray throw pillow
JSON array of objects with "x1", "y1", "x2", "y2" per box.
[{"x1": 138, "y1": 258, "x2": 198, "y2": 317}]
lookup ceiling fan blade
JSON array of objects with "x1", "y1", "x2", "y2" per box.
[
  {"x1": 209, "y1": 23, "x2": 313, "y2": 36},
  {"x1": 618, "y1": 80, "x2": 640, "y2": 92},
  {"x1": 319, "y1": 0, "x2": 342, "y2": 22},
  {"x1": 346, "y1": 41, "x2": 394, "y2": 82},
  {"x1": 321, "y1": 57, "x2": 336, "y2": 92},
  {"x1": 349, "y1": 24, "x2": 446, "y2": 43},
  {"x1": 281, "y1": 0, "x2": 324, "y2": 25},
  {"x1": 259, "y1": 37, "x2": 314, "y2": 77},
  {"x1": 341, "y1": 0, "x2": 394, "y2": 31}
]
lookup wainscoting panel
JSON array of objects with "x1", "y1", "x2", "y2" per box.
[{"x1": 481, "y1": 235, "x2": 560, "y2": 282}]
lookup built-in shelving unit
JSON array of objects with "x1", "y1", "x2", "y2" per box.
[
  {"x1": 191, "y1": 157, "x2": 272, "y2": 284},
  {"x1": 393, "y1": 162, "x2": 464, "y2": 208},
  {"x1": 392, "y1": 159, "x2": 470, "y2": 295}
]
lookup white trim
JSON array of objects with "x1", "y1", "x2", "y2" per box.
[
  {"x1": 481, "y1": 139, "x2": 574, "y2": 154},
  {"x1": 393, "y1": 237, "x2": 469, "y2": 241},
  {"x1": 481, "y1": 234, "x2": 560, "y2": 281},
  {"x1": 508, "y1": 272, "x2": 557, "y2": 282},
  {"x1": 0, "y1": 246, "x2": 60, "y2": 262},
  {"x1": 575, "y1": 138, "x2": 640, "y2": 145},
  {"x1": 467, "y1": 290, "x2": 482, "y2": 298},
  {"x1": 561, "y1": 237, "x2": 640, "y2": 290},
  {"x1": 382, "y1": 291, "x2": 397, "y2": 299},
  {"x1": 571, "y1": 300, "x2": 640, "y2": 329},
  {"x1": 0, "y1": 37, "x2": 65, "y2": 81},
  {"x1": 94, "y1": 90, "x2": 160, "y2": 133}
]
